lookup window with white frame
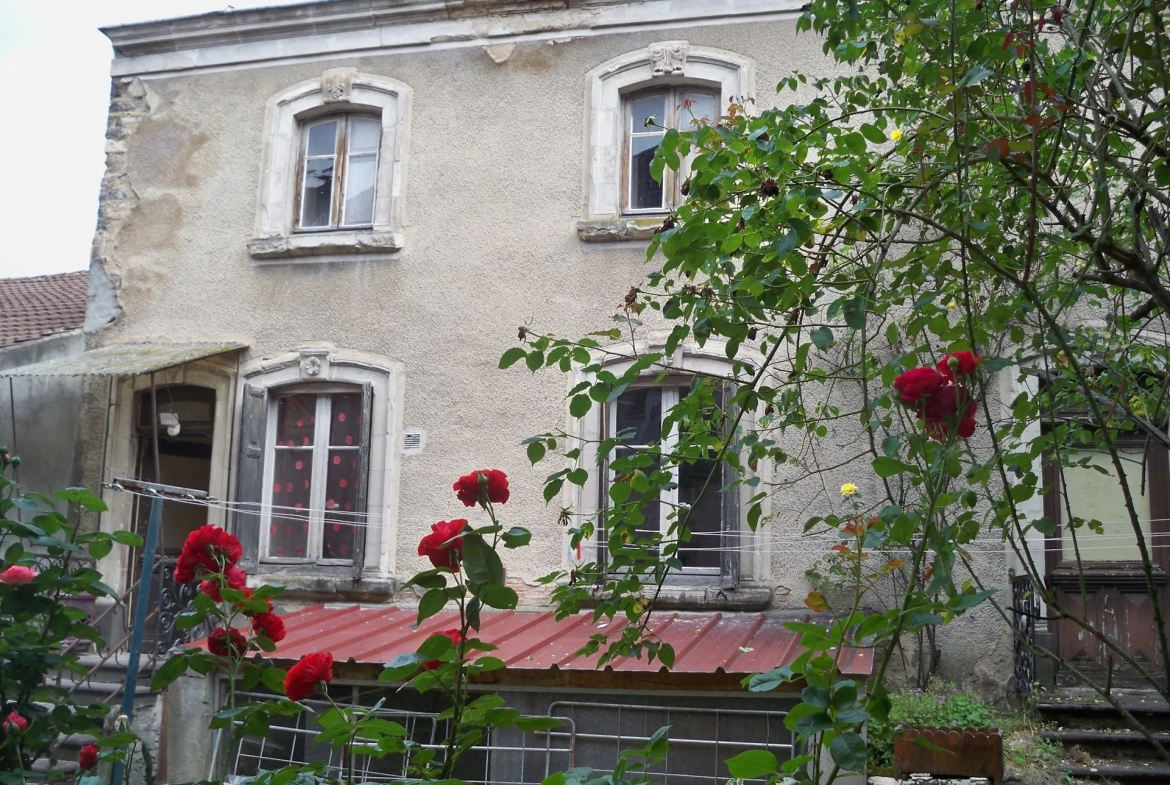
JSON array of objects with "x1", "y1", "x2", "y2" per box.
[
  {"x1": 248, "y1": 69, "x2": 411, "y2": 262},
  {"x1": 260, "y1": 388, "x2": 369, "y2": 561},
  {"x1": 261, "y1": 387, "x2": 371, "y2": 563},
  {"x1": 298, "y1": 115, "x2": 381, "y2": 231},
  {"x1": 581, "y1": 42, "x2": 753, "y2": 235},
  {"x1": 624, "y1": 88, "x2": 716, "y2": 213},
  {"x1": 602, "y1": 381, "x2": 740, "y2": 585}
]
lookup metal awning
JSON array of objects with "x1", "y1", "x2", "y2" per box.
[
  {"x1": 0, "y1": 341, "x2": 247, "y2": 377},
  {"x1": 214, "y1": 605, "x2": 874, "y2": 680}
]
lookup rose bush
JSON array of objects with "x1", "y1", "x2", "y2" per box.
[{"x1": 0, "y1": 450, "x2": 143, "y2": 780}]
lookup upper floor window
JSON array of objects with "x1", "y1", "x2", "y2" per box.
[
  {"x1": 579, "y1": 42, "x2": 753, "y2": 240},
  {"x1": 299, "y1": 115, "x2": 381, "y2": 231},
  {"x1": 249, "y1": 69, "x2": 412, "y2": 263},
  {"x1": 625, "y1": 89, "x2": 716, "y2": 213}
]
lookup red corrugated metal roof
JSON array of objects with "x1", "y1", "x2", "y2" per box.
[
  {"x1": 258, "y1": 606, "x2": 873, "y2": 677},
  {"x1": 0, "y1": 271, "x2": 88, "y2": 348}
]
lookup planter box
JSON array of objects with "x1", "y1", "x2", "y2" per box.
[{"x1": 893, "y1": 725, "x2": 1004, "y2": 785}]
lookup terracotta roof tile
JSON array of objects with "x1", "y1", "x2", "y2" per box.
[{"x1": 0, "y1": 271, "x2": 89, "y2": 348}]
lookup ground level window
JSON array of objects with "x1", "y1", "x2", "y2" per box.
[
  {"x1": 261, "y1": 387, "x2": 371, "y2": 563},
  {"x1": 607, "y1": 384, "x2": 736, "y2": 577}
]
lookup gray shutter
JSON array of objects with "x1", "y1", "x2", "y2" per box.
[
  {"x1": 720, "y1": 381, "x2": 741, "y2": 589},
  {"x1": 235, "y1": 384, "x2": 268, "y2": 570},
  {"x1": 351, "y1": 382, "x2": 374, "y2": 581}
]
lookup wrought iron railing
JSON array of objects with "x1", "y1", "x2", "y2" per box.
[
  {"x1": 1011, "y1": 572, "x2": 1041, "y2": 693},
  {"x1": 56, "y1": 555, "x2": 210, "y2": 704}
]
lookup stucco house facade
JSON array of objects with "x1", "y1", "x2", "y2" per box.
[{"x1": 11, "y1": 1, "x2": 1020, "y2": 781}]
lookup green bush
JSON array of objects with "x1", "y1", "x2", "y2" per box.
[{"x1": 868, "y1": 682, "x2": 1001, "y2": 769}]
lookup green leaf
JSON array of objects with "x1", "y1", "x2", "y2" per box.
[
  {"x1": 872, "y1": 456, "x2": 913, "y2": 478},
  {"x1": 499, "y1": 347, "x2": 527, "y2": 369},
  {"x1": 477, "y1": 583, "x2": 518, "y2": 610},
  {"x1": 417, "y1": 587, "x2": 448, "y2": 623},
  {"x1": 802, "y1": 685, "x2": 831, "y2": 708},
  {"x1": 570, "y1": 394, "x2": 592, "y2": 418},
  {"x1": 462, "y1": 532, "x2": 505, "y2": 585},
  {"x1": 747, "y1": 668, "x2": 789, "y2": 692},
  {"x1": 88, "y1": 537, "x2": 113, "y2": 560},
  {"x1": 725, "y1": 749, "x2": 778, "y2": 779},
  {"x1": 860, "y1": 122, "x2": 887, "y2": 144},
  {"x1": 810, "y1": 326, "x2": 834, "y2": 350},
  {"x1": 527, "y1": 442, "x2": 546, "y2": 464},
  {"x1": 380, "y1": 653, "x2": 423, "y2": 682},
  {"x1": 150, "y1": 652, "x2": 190, "y2": 691},
  {"x1": 110, "y1": 530, "x2": 144, "y2": 547},
  {"x1": 502, "y1": 527, "x2": 531, "y2": 548},
  {"x1": 829, "y1": 731, "x2": 867, "y2": 771}
]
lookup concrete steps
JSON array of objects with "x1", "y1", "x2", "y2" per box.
[{"x1": 1037, "y1": 690, "x2": 1170, "y2": 783}]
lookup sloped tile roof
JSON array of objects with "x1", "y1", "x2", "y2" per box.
[{"x1": 0, "y1": 271, "x2": 89, "y2": 348}]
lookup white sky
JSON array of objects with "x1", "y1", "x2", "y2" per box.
[{"x1": 0, "y1": 0, "x2": 286, "y2": 279}]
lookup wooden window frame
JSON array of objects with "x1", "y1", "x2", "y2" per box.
[
  {"x1": 295, "y1": 114, "x2": 381, "y2": 232},
  {"x1": 600, "y1": 378, "x2": 740, "y2": 586},
  {"x1": 259, "y1": 384, "x2": 370, "y2": 566},
  {"x1": 1042, "y1": 437, "x2": 1170, "y2": 578},
  {"x1": 621, "y1": 86, "x2": 717, "y2": 216}
]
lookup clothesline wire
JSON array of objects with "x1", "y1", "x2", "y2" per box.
[{"x1": 105, "y1": 487, "x2": 1170, "y2": 558}]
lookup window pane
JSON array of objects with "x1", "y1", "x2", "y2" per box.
[
  {"x1": 276, "y1": 394, "x2": 315, "y2": 447},
  {"x1": 349, "y1": 118, "x2": 380, "y2": 154},
  {"x1": 1061, "y1": 447, "x2": 1153, "y2": 561},
  {"x1": 677, "y1": 458, "x2": 723, "y2": 568},
  {"x1": 614, "y1": 448, "x2": 660, "y2": 539},
  {"x1": 269, "y1": 450, "x2": 312, "y2": 558},
  {"x1": 343, "y1": 154, "x2": 377, "y2": 226},
  {"x1": 301, "y1": 158, "x2": 334, "y2": 228},
  {"x1": 629, "y1": 136, "x2": 664, "y2": 210},
  {"x1": 630, "y1": 94, "x2": 666, "y2": 132},
  {"x1": 615, "y1": 388, "x2": 662, "y2": 445},
  {"x1": 323, "y1": 449, "x2": 360, "y2": 560},
  {"x1": 680, "y1": 92, "x2": 716, "y2": 128},
  {"x1": 307, "y1": 121, "x2": 338, "y2": 157},
  {"x1": 329, "y1": 392, "x2": 363, "y2": 446}
]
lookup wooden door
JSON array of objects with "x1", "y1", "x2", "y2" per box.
[{"x1": 1045, "y1": 444, "x2": 1170, "y2": 687}]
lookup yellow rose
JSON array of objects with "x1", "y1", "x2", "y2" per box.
[
  {"x1": 948, "y1": 300, "x2": 957, "y2": 309},
  {"x1": 840, "y1": 482, "x2": 858, "y2": 496},
  {"x1": 890, "y1": 128, "x2": 903, "y2": 142}
]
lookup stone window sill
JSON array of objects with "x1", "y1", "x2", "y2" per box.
[
  {"x1": 576, "y1": 217, "x2": 666, "y2": 243},
  {"x1": 248, "y1": 230, "x2": 404, "y2": 262},
  {"x1": 248, "y1": 571, "x2": 397, "y2": 602},
  {"x1": 588, "y1": 583, "x2": 773, "y2": 611}
]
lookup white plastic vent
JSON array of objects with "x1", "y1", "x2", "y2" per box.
[{"x1": 403, "y1": 430, "x2": 425, "y2": 455}]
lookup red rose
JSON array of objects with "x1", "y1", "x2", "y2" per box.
[
  {"x1": 453, "y1": 469, "x2": 509, "y2": 507},
  {"x1": 893, "y1": 367, "x2": 946, "y2": 403},
  {"x1": 423, "y1": 629, "x2": 465, "y2": 670},
  {"x1": 175, "y1": 525, "x2": 243, "y2": 583},
  {"x1": 937, "y1": 351, "x2": 982, "y2": 382},
  {"x1": 200, "y1": 565, "x2": 247, "y2": 602},
  {"x1": 2, "y1": 711, "x2": 28, "y2": 735},
  {"x1": 924, "y1": 386, "x2": 978, "y2": 439},
  {"x1": 208, "y1": 626, "x2": 248, "y2": 658},
  {"x1": 284, "y1": 652, "x2": 333, "y2": 702},
  {"x1": 79, "y1": 743, "x2": 99, "y2": 770},
  {"x1": 252, "y1": 612, "x2": 286, "y2": 643},
  {"x1": 418, "y1": 519, "x2": 467, "y2": 570}
]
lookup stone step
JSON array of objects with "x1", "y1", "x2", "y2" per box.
[
  {"x1": 1041, "y1": 728, "x2": 1170, "y2": 761},
  {"x1": 1036, "y1": 692, "x2": 1170, "y2": 731},
  {"x1": 1060, "y1": 760, "x2": 1170, "y2": 783}
]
